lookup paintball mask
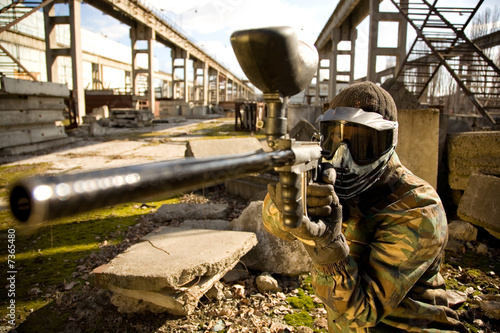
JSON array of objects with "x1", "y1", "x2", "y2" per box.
[{"x1": 317, "y1": 107, "x2": 398, "y2": 200}]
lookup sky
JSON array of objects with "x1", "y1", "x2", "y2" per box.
[
  {"x1": 79, "y1": 0, "x2": 499, "y2": 83},
  {"x1": 80, "y1": 0, "x2": 337, "y2": 80}
]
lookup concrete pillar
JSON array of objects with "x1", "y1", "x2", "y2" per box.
[
  {"x1": 328, "y1": 30, "x2": 338, "y2": 102},
  {"x1": 203, "y1": 62, "x2": 209, "y2": 104},
  {"x1": 214, "y1": 70, "x2": 220, "y2": 104},
  {"x1": 44, "y1": 0, "x2": 85, "y2": 124},
  {"x1": 237, "y1": 84, "x2": 242, "y2": 100},
  {"x1": 396, "y1": 2, "x2": 408, "y2": 74},
  {"x1": 183, "y1": 52, "x2": 189, "y2": 103},
  {"x1": 367, "y1": 0, "x2": 407, "y2": 83},
  {"x1": 130, "y1": 29, "x2": 139, "y2": 95},
  {"x1": 171, "y1": 47, "x2": 189, "y2": 102},
  {"x1": 147, "y1": 27, "x2": 155, "y2": 114},
  {"x1": 192, "y1": 60, "x2": 209, "y2": 105},
  {"x1": 69, "y1": 0, "x2": 84, "y2": 123},
  {"x1": 193, "y1": 60, "x2": 202, "y2": 103},
  {"x1": 207, "y1": 67, "x2": 215, "y2": 104},
  {"x1": 320, "y1": 25, "x2": 356, "y2": 103},
  {"x1": 43, "y1": 4, "x2": 58, "y2": 83},
  {"x1": 91, "y1": 63, "x2": 104, "y2": 89},
  {"x1": 347, "y1": 29, "x2": 356, "y2": 85},
  {"x1": 131, "y1": 24, "x2": 156, "y2": 112},
  {"x1": 228, "y1": 79, "x2": 233, "y2": 101},
  {"x1": 367, "y1": 0, "x2": 379, "y2": 83},
  {"x1": 314, "y1": 55, "x2": 322, "y2": 106},
  {"x1": 222, "y1": 75, "x2": 228, "y2": 102}
]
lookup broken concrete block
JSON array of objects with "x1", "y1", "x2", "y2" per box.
[
  {"x1": 155, "y1": 203, "x2": 227, "y2": 221},
  {"x1": 289, "y1": 119, "x2": 317, "y2": 142},
  {"x1": 225, "y1": 173, "x2": 277, "y2": 200},
  {"x1": 92, "y1": 105, "x2": 109, "y2": 119},
  {"x1": 448, "y1": 220, "x2": 478, "y2": 242},
  {"x1": 256, "y1": 272, "x2": 282, "y2": 293},
  {"x1": 109, "y1": 108, "x2": 154, "y2": 127},
  {"x1": 185, "y1": 137, "x2": 263, "y2": 158},
  {"x1": 229, "y1": 201, "x2": 312, "y2": 276},
  {"x1": 397, "y1": 108, "x2": 440, "y2": 189},
  {"x1": 457, "y1": 173, "x2": 500, "y2": 235},
  {"x1": 91, "y1": 226, "x2": 257, "y2": 315},
  {"x1": 447, "y1": 131, "x2": 500, "y2": 190}
]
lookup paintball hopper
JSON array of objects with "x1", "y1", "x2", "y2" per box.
[{"x1": 230, "y1": 26, "x2": 318, "y2": 97}]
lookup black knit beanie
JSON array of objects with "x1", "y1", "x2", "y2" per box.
[{"x1": 329, "y1": 81, "x2": 397, "y2": 121}]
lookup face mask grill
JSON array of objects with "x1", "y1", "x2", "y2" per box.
[{"x1": 325, "y1": 143, "x2": 395, "y2": 200}]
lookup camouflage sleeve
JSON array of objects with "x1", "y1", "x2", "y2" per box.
[
  {"x1": 310, "y1": 180, "x2": 448, "y2": 330},
  {"x1": 262, "y1": 192, "x2": 297, "y2": 241}
]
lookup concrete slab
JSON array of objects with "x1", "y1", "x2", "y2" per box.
[
  {"x1": 0, "y1": 137, "x2": 76, "y2": 156},
  {"x1": 181, "y1": 219, "x2": 231, "y2": 230},
  {"x1": 0, "y1": 110, "x2": 65, "y2": 126},
  {"x1": 0, "y1": 96, "x2": 67, "y2": 110},
  {"x1": 91, "y1": 226, "x2": 257, "y2": 315},
  {"x1": 155, "y1": 203, "x2": 228, "y2": 221},
  {"x1": 447, "y1": 131, "x2": 500, "y2": 190},
  {"x1": 0, "y1": 125, "x2": 67, "y2": 149},
  {"x1": 0, "y1": 76, "x2": 69, "y2": 97},
  {"x1": 184, "y1": 137, "x2": 264, "y2": 158},
  {"x1": 457, "y1": 173, "x2": 500, "y2": 234}
]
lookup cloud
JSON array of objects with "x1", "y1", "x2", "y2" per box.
[
  {"x1": 81, "y1": 4, "x2": 130, "y2": 44},
  {"x1": 184, "y1": 0, "x2": 323, "y2": 44},
  {"x1": 151, "y1": 0, "x2": 332, "y2": 79},
  {"x1": 197, "y1": 40, "x2": 246, "y2": 79}
]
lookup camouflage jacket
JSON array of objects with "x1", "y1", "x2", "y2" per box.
[{"x1": 262, "y1": 153, "x2": 467, "y2": 332}]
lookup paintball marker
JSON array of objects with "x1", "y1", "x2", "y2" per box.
[{"x1": 9, "y1": 26, "x2": 322, "y2": 230}]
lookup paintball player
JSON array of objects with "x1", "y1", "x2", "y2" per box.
[{"x1": 263, "y1": 81, "x2": 467, "y2": 332}]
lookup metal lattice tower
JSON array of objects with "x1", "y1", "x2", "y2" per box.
[
  {"x1": 390, "y1": 0, "x2": 500, "y2": 124},
  {"x1": 0, "y1": 0, "x2": 54, "y2": 80}
]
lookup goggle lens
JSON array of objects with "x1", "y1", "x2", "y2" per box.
[{"x1": 321, "y1": 122, "x2": 394, "y2": 165}]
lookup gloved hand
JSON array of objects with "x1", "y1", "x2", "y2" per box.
[
  {"x1": 264, "y1": 163, "x2": 348, "y2": 269},
  {"x1": 306, "y1": 163, "x2": 339, "y2": 219}
]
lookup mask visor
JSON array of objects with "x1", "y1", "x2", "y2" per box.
[{"x1": 321, "y1": 122, "x2": 395, "y2": 165}]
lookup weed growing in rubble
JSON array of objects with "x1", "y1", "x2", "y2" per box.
[
  {"x1": 287, "y1": 288, "x2": 318, "y2": 311},
  {"x1": 284, "y1": 275, "x2": 326, "y2": 331}
]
